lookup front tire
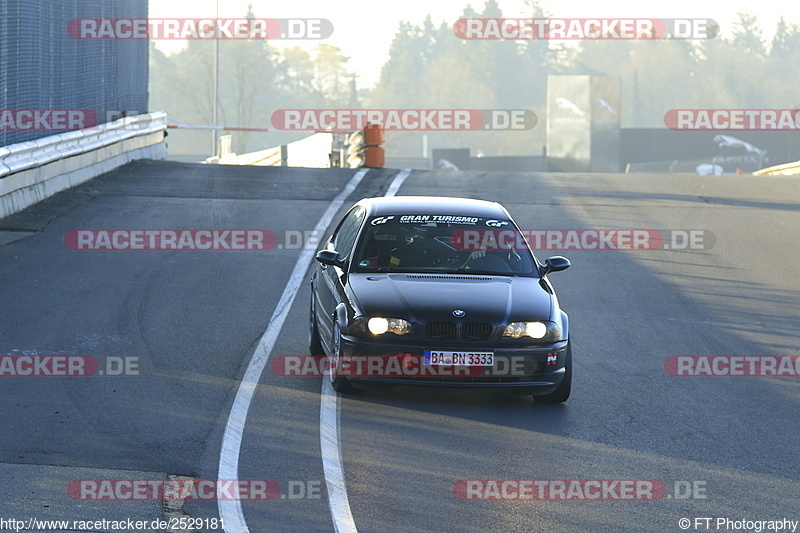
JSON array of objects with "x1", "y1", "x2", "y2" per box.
[
  {"x1": 534, "y1": 341, "x2": 572, "y2": 403},
  {"x1": 329, "y1": 322, "x2": 358, "y2": 393},
  {"x1": 309, "y1": 291, "x2": 324, "y2": 356}
]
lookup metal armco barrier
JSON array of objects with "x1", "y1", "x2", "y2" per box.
[
  {"x1": 1, "y1": 112, "x2": 166, "y2": 178},
  {"x1": 0, "y1": 111, "x2": 167, "y2": 219}
]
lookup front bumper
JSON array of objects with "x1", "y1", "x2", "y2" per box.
[{"x1": 337, "y1": 334, "x2": 569, "y2": 393}]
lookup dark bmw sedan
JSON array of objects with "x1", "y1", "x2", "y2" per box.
[{"x1": 309, "y1": 196, "x2": 572, "y2": 402}]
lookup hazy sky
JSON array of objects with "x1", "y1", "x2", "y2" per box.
[{"x1": 149, "y1": 0, "x2": 800, "y2": 88}]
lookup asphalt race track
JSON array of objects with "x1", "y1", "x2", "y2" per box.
[{"x1": 1, "y1": 161, "x2": 798, "y2": 532}]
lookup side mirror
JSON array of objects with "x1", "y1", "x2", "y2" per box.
[
  {"x1": 315, "y1": 250, "x2": 346, "y2": 269},
  {"x1": 542, "y1": 255, "x2": 570, "y2": 274}
]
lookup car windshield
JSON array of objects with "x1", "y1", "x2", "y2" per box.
[{"x1": 351, "y1": 215, "x2": 539, "y2": 276}]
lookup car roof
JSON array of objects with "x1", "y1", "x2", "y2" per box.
[{"x1": 356, "y1": 196, "x2": 510, "y2": 219}]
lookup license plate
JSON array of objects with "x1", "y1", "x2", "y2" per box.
[{"x1": 423, "y1": 351, "x2": 494, "y2": 366}]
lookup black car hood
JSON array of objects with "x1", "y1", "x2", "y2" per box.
[{"x1": 347, "y1": 273, "x2": 553, "y2": 324}]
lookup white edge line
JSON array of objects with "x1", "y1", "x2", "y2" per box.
[
  {"x1": 320, "y1": 380, "x2": 356, "y2": 533},
  {"x1": 319, "y1": 168, "x2": 412, "y2": 533},
  {"x1": 217, "y1": 168, "x2": 369, "y2": 533},
  {"x1": 384, "y1": 168, "x2": 412, "y2": 198}
]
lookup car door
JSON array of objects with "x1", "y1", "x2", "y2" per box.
[{"x1": 315, "y1": 205, "x2": 366, "y2": 352}]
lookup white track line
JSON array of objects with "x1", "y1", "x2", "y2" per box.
[
  {"x1": 320, "y1": 380, "x2": 356, "y2": 533},
  {"x1": 384, "y1": 168, "x2": 412, "y2": 198},
  {"x1": 218, "y1": 168, "x2": 369, "y2": 533},
  {"x1": 319, "y1": 168, "x2": 412, "y2": 533}
]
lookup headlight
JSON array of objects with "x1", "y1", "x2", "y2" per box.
[
  {"x1": 348, "y1": 317, "x2": 411, "y2": 336},
  {"x1": 367, "y1": 317, "x2": 411, "y2": 335},
  {"x1": 503, "y1": 321, "x2": 559, "y2": 340}
]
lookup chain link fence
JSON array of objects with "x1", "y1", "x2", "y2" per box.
[{"x1": 0, "y1": 0, "x2": 149, "y2": 147}]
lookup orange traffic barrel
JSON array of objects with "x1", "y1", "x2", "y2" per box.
[
  {"x1": 364, "y1": 123, "x2": 385, "y2": 146},
  {"x1": 365, "y1": 146, "x2": 385, "y2": 168}
]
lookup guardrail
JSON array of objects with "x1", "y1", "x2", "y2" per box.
[{"x1": 0, "y1": 111, "x2": 167, "y2": 219}]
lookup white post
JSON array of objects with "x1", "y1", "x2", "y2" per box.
[{"x1": 211, "y1": 0, "x2": 220, "y2": 156}]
